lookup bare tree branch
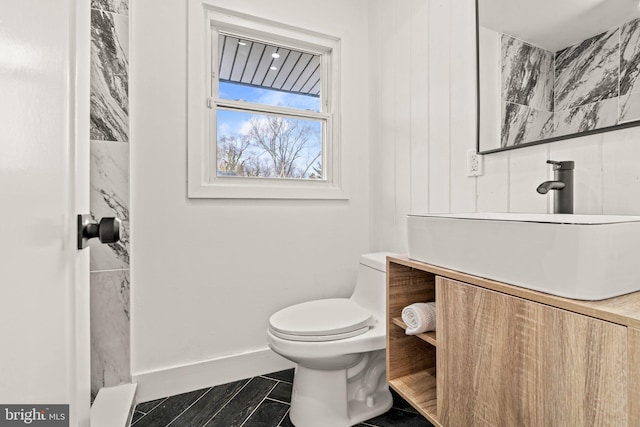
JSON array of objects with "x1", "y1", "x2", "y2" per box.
[{"x1": 218, "y1": 115, "x2": 321, "y2": 179}]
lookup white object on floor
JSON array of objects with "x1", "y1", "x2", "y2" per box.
[
  {"x1": 267, "y1": 252, "x2": 397, "y2": 427},
  {"x1": 401, "y1": 302, "x2": 436, "y2": 335},
  {"x1": 91, "y1": 383, "x2": 137, "y2": 427}
]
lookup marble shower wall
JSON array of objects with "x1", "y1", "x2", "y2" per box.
[
  {"x1": 500, "y1": 17, "x2": 640, "y2": 148},
  {"x1": 89, "y1": 0, "x2": 130, "y2": 397}
]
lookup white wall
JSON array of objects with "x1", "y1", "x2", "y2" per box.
[
  {"x1": 130, "y1": 0, "x2": 372, "y2": 401},
  {"x1": 371, "y1": 0, "x2": 640, "y2": 254},
  {"x1": 370, "y1": 0, "x2": 477, "y2": 253}
]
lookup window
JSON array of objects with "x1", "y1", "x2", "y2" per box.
[
  {"x1": 188, "y1": 4, "x2": 345, "y2": 199},
  {"x1": 215, "y1": 36, "x2": 324, "y2": 180}
]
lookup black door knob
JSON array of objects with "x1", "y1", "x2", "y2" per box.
[{"x1": 77, "y1": 214, "x2": 122, "y2": 249}]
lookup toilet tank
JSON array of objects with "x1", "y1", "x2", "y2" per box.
[{"x1": 350, "y1": 252, "x2": 396, "y2": 322}]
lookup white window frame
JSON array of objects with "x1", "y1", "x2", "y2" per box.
[{"x1": 188, "y1": 3, "x2": 346, "y2": 199}]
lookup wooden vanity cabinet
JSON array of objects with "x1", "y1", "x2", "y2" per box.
[
  {"x1": 386, "y1": 256, "x2": 640, "y2": 427},
  {"x1": 438, "y1": 277, "x2": 627, "y2": 426}
]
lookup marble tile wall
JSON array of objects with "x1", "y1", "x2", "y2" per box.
[
  {"x1": 554, "y1": 29, "x2": 619, "y2": 136},
  {"x1": 89, "y1": 0, "x2": 130, "y2": 398},
  {"x1": 621, "y1": 18, "x2": 640, "y2": 123},
  {"x1": 500, "y1": 35, "x2": 554, "y2": 147},
  {"x1": 499, "y1": 18, "x2": 640, "y2": 148}
]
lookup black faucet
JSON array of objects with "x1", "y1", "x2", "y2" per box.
[{"x1": 536, "y1": 160, "x2": 574, "y2": 214}]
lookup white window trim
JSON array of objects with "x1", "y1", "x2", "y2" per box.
[{"x1": 187, "y1": 2, "x2": 346, "y2": 199}]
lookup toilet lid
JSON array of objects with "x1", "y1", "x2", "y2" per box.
[{"x1": 269, "y1": 298, "x2": 374, "y2": 342}]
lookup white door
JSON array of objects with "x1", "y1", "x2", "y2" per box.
[{"x1": 0, "y1": 0, "x2": 91, "y2": 426}]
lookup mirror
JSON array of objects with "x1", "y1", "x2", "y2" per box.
[{"x1": 477, "y1": 0, "x2": 640, "y2": 153}]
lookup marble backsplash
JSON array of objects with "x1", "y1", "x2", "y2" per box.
[
  {"x1": 500, "y1": 17, "x2": 640, "y2": 148},
  {"x1": 89, "y1": 0, "x2": 130, "y2": 398}
]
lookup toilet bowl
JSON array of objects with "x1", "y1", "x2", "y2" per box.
[{"x1": 267, "y1": 253, "x2": 394, "y2": 427}]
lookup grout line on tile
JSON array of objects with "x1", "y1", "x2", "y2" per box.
[
  {"x1": 276, "y1": 408, "x2": 290, "y2": 427},
  {"x1": 164, "y1": 387, "x2": 212, "y2": 427},
  {"x1": 265, "y1": 396, "x2": 289, "y2": 405},
  {"x1": 202, "y1": 378, "x2": 253, "y2": 427},
  {"x1": 238, "y1": 381, "x2": 279, "y2": 427},
  {"x1": 130, "y1": 412, "x2": 146, "y2": 426},
  {"x1": 131, "y1": 398, "x2": 169, "y2": 426},
  {"x1": 258, "y1": 374, "x2": 293, "y2": 384}
]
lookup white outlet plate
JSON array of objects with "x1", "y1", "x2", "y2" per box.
[{"x1": 466, "y1": 150, "x2": 483, "y2": 177}]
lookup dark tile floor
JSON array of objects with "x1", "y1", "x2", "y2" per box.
[{"x1": 130, "y1": 369, "x2": 434, "y2": 427}]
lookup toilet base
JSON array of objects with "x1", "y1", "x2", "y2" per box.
[{"x1": 289, "y1": 351, "x2": 393, "y2": 427}]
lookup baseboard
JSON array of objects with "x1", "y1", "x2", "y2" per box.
[
  {"x1": 91, "y1": 383, "x2": 137, "y2": 427},
  {"x1": 132, "y1": 347, "x2": 294, "y2": 403}
]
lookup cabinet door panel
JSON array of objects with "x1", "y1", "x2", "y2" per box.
[
  {"x1": 437, "y1": 277, "x2": 627, "y2": 427},
  {"x1": 629, "y1": 328, "x2": 640, "y2": 425}
]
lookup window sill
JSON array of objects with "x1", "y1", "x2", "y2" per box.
[{"x1": 188, "y1": 179, "x2": 348, "y2": 200}]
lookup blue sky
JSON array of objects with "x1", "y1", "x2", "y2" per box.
[
  {"x1": 219, "y1": 81, "x2": 319, "y2": 111},
  {"x1": 217, "y1": 81, "x2": 321, "y2": 141}
]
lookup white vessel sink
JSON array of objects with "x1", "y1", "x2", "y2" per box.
[{"x1": 407, "y1": 212, "x2": 640, "y2": 300}]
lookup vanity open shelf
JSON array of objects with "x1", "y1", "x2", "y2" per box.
[
  {"x1": 386, "y1": 255, "x2": 640, "y2": 427},
  {"x1": 391, "y1": 317, "x2": 437, "y2": 346},
  {"x1": 386, "y1": 259, "x2": 440, "y2": 426},
  {"x1": 388, "y1": 368, "x2": 438, "y2": 422}
]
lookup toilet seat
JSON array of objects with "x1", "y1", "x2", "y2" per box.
[{"x1": 269, "y1": 298, "x2": 374, "y2": 342}]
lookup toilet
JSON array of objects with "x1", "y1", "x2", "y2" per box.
[{"x1": 267, "y1": 252, "x2": 394, "y2": 427}]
